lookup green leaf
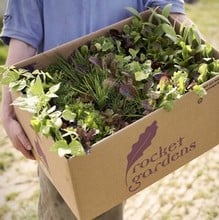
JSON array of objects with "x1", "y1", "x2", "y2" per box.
[
  {"x1": 162, "y1": 4, "x2": 172, "y2": 18},
  {"x1": 31, "y1": 117, "x2": 41, "y2": 132},
  {"x1": 198, "y1": 63, "x2": 208, "y2": 83},
  {"x1": 162, "y1": 23, "x2": 176, "y2": 41},
  {"x1": 123, "y1": 24, "x2": 131, "y2": 34},
  {"x1": 193, "y1": 85, "x2": 207, "y2": 97},
  {"x1": 134, "y1": 71, "x2": 149, "y2": 81},
  {"x1": 51, "y1": 140, "x2": 68, "y2": 151},
  {"x1": 50, "y1": 139, "x2": 85, "y2": 157},
  {"x1": 47, "y1": 105, "x2": 56, "y2": 114},
  {"x1": 58, "y1": 148, "x2": 72, "y2": 157},
  {"x1": 1, "y1": 69, "x2": 20, "y2": 85},
  {"x1": 50, "y1": 140, "x2": 70, "y2": 157},
  {"x1": 202, "y1": 43, "x2": 213, "y2": 57},
  {"x1": 102, "y1": 39, "x2": 114, "y2": 52},
  {"x1": 160, "y1": 99, "x2": 174, "y2": 111},
  {"x1": 69, "y1": 140, "x2": 86, "y2": 157},
  {"x1": 30, "y1": 75, "x2": 44, "y2": 96},
  {"x1": 125, "y1": 7, "x2": 141, "y2": 20},
  {"x1": 154, "y1": 12, "x2": 171, "y2": 25},
  {"x1": 129, "y1": 48, "x2": 139, "y2": 59},
  {"x1": 9, "y1": 79, "x2": 27, "y2": 91},
  {"x1": 80, "y1": 45, "x2": 89, "y2": 56},
  {"x1": 172, "y1": 71, "x2": 188, "y2": 94},
  {"x1": 49, "y1": 110, "x2": 62, "y2": 119},
  {"x1": 42, "y1": 121, "x2": 51, "y2": 135},
  {"x1": 51, "y1": 117, "x2": 63, "y2": 129},
  {"x1": 12, "y1": 96, "x2": 39, "y2": 113},
  {"x1": 180, "y1": 26, "x2": 190, "y2": 42},
  {"x1": 187, "y1": 28, "x2": 195, "y2": 46},
  {"x1": 180, "y1": 41, "x2": 192, "y2": 59},
  {"x1": 211, "y1": 60, "x2": 219, "y2": 72},
  {"x1": 49, "y1": 83, "x2": 61, "y2": 94},
  {"x1": 192, "y1": 28, "x2": 202, "y2": 46},
  {"x1": 62, "y1": 109, "x2": 76, "y2": 121}
]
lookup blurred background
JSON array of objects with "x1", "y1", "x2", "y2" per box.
[
  {"x1": 0, "y1": 0, "x2": 219, "y2": 219},
  {"x1": 0, "y1": 0, "x2": 7, "y2": 65}
]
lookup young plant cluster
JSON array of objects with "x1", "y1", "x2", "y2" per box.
[{"x1": 1, "y1": 6, "x2": 219, "y2": 158}]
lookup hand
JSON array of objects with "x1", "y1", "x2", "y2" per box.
[
  {"x1": 1, "y1": 85, "x2": 35, "y2": 160},
  {"x1": 170, "y1": 13, "x2": 194, "y2": 26},
  {"x1": 2, "y1": 115, "x2": 35, "y2": 160}
]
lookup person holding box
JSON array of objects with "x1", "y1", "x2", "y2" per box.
[{"x1": 0, "y1": 1, "x2": 187, "y2": 219}]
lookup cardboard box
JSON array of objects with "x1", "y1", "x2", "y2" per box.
[{"x1": 13, "y1": 11, "x2": 219, "y2": 220}]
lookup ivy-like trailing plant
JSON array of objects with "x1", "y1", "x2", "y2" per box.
[{"x1": 1, "y1": 5, "x2": 219, "y2": 158}]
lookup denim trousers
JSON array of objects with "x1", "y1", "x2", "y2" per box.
[{"x1": 38, "y1": 166, "x2": 124, "y2": 220}]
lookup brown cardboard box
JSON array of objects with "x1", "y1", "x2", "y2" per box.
[{"x1": 12, "y1": 11, "x2": 219, "y2": 220}]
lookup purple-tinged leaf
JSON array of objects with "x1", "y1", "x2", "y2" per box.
[
  {"x1": 151, "y1": 61, "x2": 162, "y2": 70},
  {"x1": 125, "y1": 121, "x2": 158, "y2": 185},
  {"x1": 143, "y1": 79, "x2": 154, "y2": 93},
  {"x1": 119, "y1": 84, "x2": 137, "y2": 99},
  {"x1": 142, "y1": 100, "x2": 154, "y2": 113},
  {"x1": 109, "y1": 29, "x2": 123, "y2": 40},
  {"x1": 89, "y1": 56, "x2": 102, "y2": 67},
  {"x1": 153, "y1": 71, "x2": 168, "y2": 81}
]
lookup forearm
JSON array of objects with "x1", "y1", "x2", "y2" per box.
[{"x1": 5, "y1": 38, "x2": 36, "y2": 66}]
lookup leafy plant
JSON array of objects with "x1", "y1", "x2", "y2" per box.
[{"x1": 1, "y1": 5, "x2": 219, "y2": 158}]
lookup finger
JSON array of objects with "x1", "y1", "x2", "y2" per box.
[
  {"x1": 170, "y1": 13, "x2": 193, "y2": 26},
  {"x1": 10, "y1": 119, "x2": 32, "y2": 151},
  {"x1": 17, "y1": 132, "x2": 32, "y2": 150},
  {"x1": 19, "y1": 147, "x2": 35, "y2": 160},
  {"x1": 13, "y1": 136, "x2": 35, "y2": 160}
]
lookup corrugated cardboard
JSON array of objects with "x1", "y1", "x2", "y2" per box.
[{"x1": 12, "y1": 11, "x2": 219, "y2": 220}]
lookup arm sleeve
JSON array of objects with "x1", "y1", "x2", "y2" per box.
[
  {"x1": 145, "y1": 0, "x2": 185, "y2": 14},
  {"x1": 0, "y1": 0, "x2": 43, "y2": 50}
]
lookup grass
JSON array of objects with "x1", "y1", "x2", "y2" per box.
[
  {"x1": 11, "y1": 190, "x2": 39, "y2": 220},
  {"x1": 0, "y1": 43, "x2": 7, "y2": 65},
  {"x1": 0, "y1": 151, "x2": 15, "y2": 174},
  {"x1": 185, "y1": 0, "x2": 219, "y2": 49},
  {"x1": 0, "y1": 205, "x2": 10, "y2": 219},
  {"x1": 0, "y1": 16, "x2": 7, "y2": 65},
  {"x1": 6, "y1": 192, "x2": 20, "y2": 202}
]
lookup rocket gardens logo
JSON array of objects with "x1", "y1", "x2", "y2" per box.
[{"x1": 125, "y1": 121, "x2": 197, "y2": 192}]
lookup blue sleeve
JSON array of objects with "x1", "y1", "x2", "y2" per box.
[
  {"x1": 0, "y1": 0, "x2": 43, "y2": 49},
  {"x1": 145, "y1": 0, "x2": 185, "y2": 14}
]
